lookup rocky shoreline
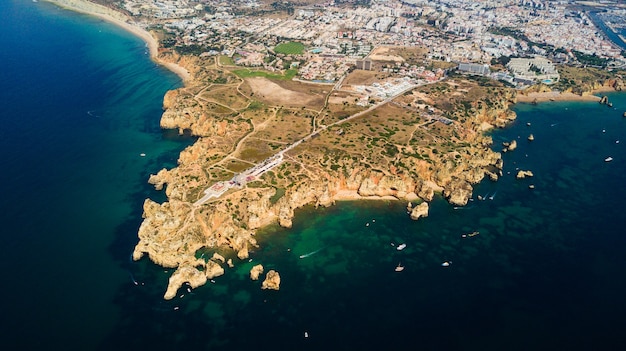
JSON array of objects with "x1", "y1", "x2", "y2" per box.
[
  {"x1": 41, "y1": 0, "x2": 626, "y2": 300},
  {"x1": 131, "y1": 60, "x2": 520, "y2": 298}
]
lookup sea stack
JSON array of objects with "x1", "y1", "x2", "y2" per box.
[
  {"x1": 250, "y1": 264, "x2": 264, "y2": 281},
  {"x1": 600, "y1": 96, "x2": 608, "y2": 105},
  {"x1": 261, "y1": 270, "x2": 281, "y2": 290},
  {"x1": 528, "y1": 134, "x2": 535, "y2": 141}
]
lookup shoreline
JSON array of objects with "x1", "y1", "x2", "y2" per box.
[
  {"x1": 41, "y1": 0, "x2": 190, "y2": 82},
  {"x1": 515, "y1": 90, "x2": 605, "y2": 103}
]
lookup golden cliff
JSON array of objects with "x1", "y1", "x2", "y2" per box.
[{"x1": 133, "y1": 58, "x2": 518, "y2": 299}]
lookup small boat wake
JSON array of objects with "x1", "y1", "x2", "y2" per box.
[
  {"x1": 129, "y1": 272, "x2": 139, "y2": 286},
  {"x1": 299, "y1": 248, "x2": 323, "y2": 259},
  {"x1": 488, "y1": 191, "x2": 497, "y2": 200}
]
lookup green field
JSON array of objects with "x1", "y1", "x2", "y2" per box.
[
  {"x1": 219, "y1": 55, "x2": 235, "y2": 66},
  {"x1": 233, "y1": 69, "x2": 298, "y2": 80},
  {"x1": 274, "y1": 41, "x2": 305, "y2": 55}
]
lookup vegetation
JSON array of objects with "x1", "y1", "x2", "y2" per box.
[
  {"x1": 219, "y1": 55, "x2": 235, "y2": 66},
  {"x1": 572, "y1": 50, "x2": 610, "y2": 68},
  {"x1": 274, "y1": 42, "x2": 305, "y2": 55},
  {"x1": 233, "y1": 69, "x2": 298, "y2": 80}
]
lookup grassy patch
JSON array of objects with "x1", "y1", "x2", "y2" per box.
[
  {"x1": 270, "y1": 187, "x2": 286, "y2": 204},
  {"x1": 274, "y1": 42, "x2": 305, "y2": 55},
  {"x1": 219, "y1": 55, "x2": 235, "y2": 66},
  {"x1": 233, "y1": 69, "x2": 298, "y2": 81}
]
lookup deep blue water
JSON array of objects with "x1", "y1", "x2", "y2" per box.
[
  {"x1": 0, "y1": 1, "x2": 190, "y2": 349},
  {"x1": 3, "y1": 1, "x2": 626, "y2": 350}
]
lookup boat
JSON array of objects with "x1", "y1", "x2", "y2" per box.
[
  {"x1": 462, "y1": 231, "x2": 479, "y2": 238},
  {"x1": 441, "y1": 261, "x2": 451, "y2": 267},
  {"x1": 299, "y1": 248, "x2": 322, "y2": 259},
  {"x1": 395, "y1": 263, "x2": 405, "y2": 272},
  {"x1": 140, "y1": 153, "x2": 146, "y2": 157},
  {"x1": 396, "y1": 243, "x2": 407, "y2": 251},
  {"x1": 605, "y1": 157, "x2": 613, "y2": 162}
]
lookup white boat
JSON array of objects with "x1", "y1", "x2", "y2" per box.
[
  {"x1": 140, "y1": 153, "x2": 146, "y2": 157},
  {"x1": 605, "y1": 157, "x2": 613, "y2": 162},
  {"x1": 441, "y1": 261, "x2": 451, "y2": 267},
  {"x1": 395, "y1": 263, "x2": 405, "y2": 272},
  {"x1": 396, "y1": 243, "x2": 407, "y2": 251},
  {"x1": 299, "y1": 248, "x2": 322, "y2": 259}
]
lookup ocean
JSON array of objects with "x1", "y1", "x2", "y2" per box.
[{"x1": 2, "y1": 1, "x2": 626, "y2": 350}]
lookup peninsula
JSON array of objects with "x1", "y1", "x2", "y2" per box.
[{"x1": 45, "y1": 0, "x2": 626, "y2": 299}]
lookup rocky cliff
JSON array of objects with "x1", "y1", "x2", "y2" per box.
[{"x1": 133, "y1": 64, "x2": 518, "y2": 298}]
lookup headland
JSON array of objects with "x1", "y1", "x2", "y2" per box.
[{"x1": 43, "y1": 0, "x2": 626, "y2": 300}]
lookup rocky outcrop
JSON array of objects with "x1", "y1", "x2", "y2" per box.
[
  {"x1": 212, "y1": 253, "x2": 225, "y2": 263},
  {"x1": 443, "y1": 178, "x2": 473, "y2": 206},
  {"x1": 250, "y1": 264, "x2": 264, "y2": 281},
  {"x1": 261, "y1": 270, "x2": 281, "y2": 290},
  {"x1": 134, "y1": 71, "x2": 519, "y2": 299},
  {"x1": 502, "y1": 139, "x2": 517, "y2": 152},
  {"x1": 516, "y1": 170, "x2": 534, "y2": 179},
  {"x1": 600, "y1": 95, "x2": 609, "y2": 105},
  {"x1": 205, "y1": 260, "x2": 225, "y2": 279},
  {"x1": 164, "y1": 263, "x2": 207, "y2": 300},
  {"x1": 409, "y1": 202, "x2": 429, "y2": 220}
]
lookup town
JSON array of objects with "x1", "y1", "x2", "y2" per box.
[{"x1": 116, "y1": 0, "x2": 626, "y2": 79}]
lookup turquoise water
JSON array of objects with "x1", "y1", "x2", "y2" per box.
[{"x1": 3, "y1": 1, "x2": 626, "y2": 350}]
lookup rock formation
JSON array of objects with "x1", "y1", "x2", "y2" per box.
[
  {"x1": 261, "y1": 270, "x2": 281, "y2": 290},
  {"x1": 133, "y1": 66, "x2": 518, "y2": 299},
  {"x1": 409, "y1": 202, "x2": 429, "y2": 220},
  {"x1": 516, "y1": 170, "x2": 534, "y2": 179},
  {"x1": 205, "y1": 260, "x2": 225, "y2": 279},
  {"x1": 502, "y1": 139, "x2": 517, "y2": 152},
  {"x1": 600, "y1": 95, "x2": 608, "y2": 105},
  {"x1": 250, "y1": 264, "x2": 264, "y2": 281},
  {"x1": 164, "y1": 263, "x2": 207, "y2": 300}
]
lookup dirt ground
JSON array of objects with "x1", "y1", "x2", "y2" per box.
[{"x1": 245, "y1": 77, "x2": 325, "y2": 109}]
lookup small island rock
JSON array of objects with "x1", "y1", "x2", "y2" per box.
[
  {"x1": 250, "y1": 264, "x2": 264, "y2": 281},
  {"x1": 261, "y1": 270, "x2": 281, "y2": 290},
  {"x1": 516, "y1": 170, "x2": 534, "y2": 179},
  {"x1": 409, "y1": 202, "x2": 429, "y2": 220},
  {"x1": 212, "y1": 253, "x2": 225, "y2": 263}
]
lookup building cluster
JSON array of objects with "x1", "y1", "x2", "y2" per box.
[{"x1": 118, "y1": 0, "x2": 626, "y2": 85}]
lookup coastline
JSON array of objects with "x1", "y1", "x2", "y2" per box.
[
  {"x1": 41, "y1": 0, "x2": 190, "y2": 82},
  {"x1": 516, "y1": 90, "x2": 604, "y2": 103}
]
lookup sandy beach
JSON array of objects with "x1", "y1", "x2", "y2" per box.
[
  {"x1": 516, "y1": 90, "x2": 604, "y2": 103},
  {"x1": 42, "y1": 0, "x2": 190, "y2": 82}
]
